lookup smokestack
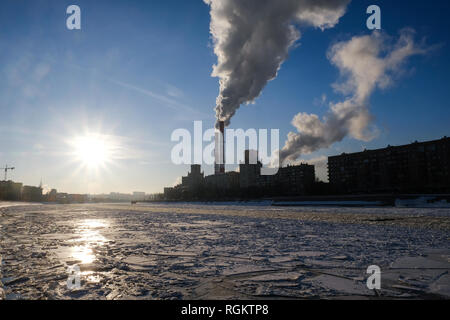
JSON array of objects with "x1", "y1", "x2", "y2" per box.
[
  {"x1": 245, "y1": 150, "x2": 258, "y2": 165},
  {"x1": 220, "y1": 121, "x2": 225, "y2": 173},
  {"x1": 215, "y1": 121, "x2": 225, "y2": 174}
]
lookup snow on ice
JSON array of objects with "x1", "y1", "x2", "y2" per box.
[{"x1": 0, "y1": 202, "x2": 449, "y2": 299}]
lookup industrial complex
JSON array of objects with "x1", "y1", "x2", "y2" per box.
[{"x1": 164, "y1": 132, "x2": 450, "y2": 200}]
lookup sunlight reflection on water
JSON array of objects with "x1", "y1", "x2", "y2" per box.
[{"x1": 65, "y1": 219, "x2": 109, "y2": 265}]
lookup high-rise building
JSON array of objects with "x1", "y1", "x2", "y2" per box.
[{"x1": 328, "y1": 137, "x2": 450, "y2": 193}]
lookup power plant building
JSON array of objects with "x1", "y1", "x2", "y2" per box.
[
  {"x1": 182, "y1": 164, "x2": 204, "y2": 189},
  {"x1": 239, "y1": 150, "x2": 262, "y2": 189},
  {"x1": 164, "y1": 120, "x2": 316, "y2": 199},
  {"x1": 164, "y1": 152, "x2": 316, "y2": 199}
]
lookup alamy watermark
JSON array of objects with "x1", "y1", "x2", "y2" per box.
[
  {"x1": 366, "y1": 265, "x2": 381, "y2": 290},
  {"x1": 66, "y1": 5, "x2": 81, "y2": 30},
  {"x1": 67, "y1": 265, "x2": 81, "y2": 290},
  {"x1": 171, "y1": 121, "x2": 280, "y2": 175},
  {"x1": 367, "y1": 5, "x2": 381, "y2": 30},
  {"x1": 66, "y1": 4, "x2": 380, "y2": 31}
]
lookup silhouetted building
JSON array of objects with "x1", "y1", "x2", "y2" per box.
[
  {"x1": 239, "y1": 150, "x2": 262, "y2": 188},
  {"x1": 0, "y1": 181, "x2": 23, "y2": 201},
  {"x1": 164, "y1": 187, "x2": 179, "y2": 200},
  {"x1": 182, "y1": 165, "x2": 204, "y2": 189},
  {"x1": 164, "y1": 149, "x2": 316, "y2": 200},
  {"x1": 258, "y1": 164, "x2": 315, "y2": 196},
  {"x1": 21, "y1": 185, "x2": 43, "y2": 202},
  {"x1": 205, "y1": 171, "x2": 239, "y2": 190},
  {"x1": 328, "y1": 137, "x2": 450, "y2": 194},
  {"x1": 45, "y1": 189, "x2": 58, "y2": 202}
]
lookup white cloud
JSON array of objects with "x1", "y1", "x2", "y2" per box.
[{"x1": 280, "y1": 29, "x2": 430, "y2": 165}]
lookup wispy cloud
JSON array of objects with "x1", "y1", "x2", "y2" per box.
[
  {"x1": 42, "y1": 56, "x2": 208, "y2": 118},
  {"x1": 108, "y1": 79, "x2": 206, "y2": 116},
  {"x1": 165, "y1": 84, "x2": 184, "y2": 98},
  {"x1": 280, "y1": 29, "x2": 432, "y2": 165},
  {"x1": 3, "y1": 54, "x2": 52, "y2": 99}
]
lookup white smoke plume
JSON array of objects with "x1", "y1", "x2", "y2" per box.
[
  {"x1": 204, "y1": 0, "x2": 351, "y2": 126},
  {"x1": 280, "y1": 29, "x2": 429, "y2": 165}
]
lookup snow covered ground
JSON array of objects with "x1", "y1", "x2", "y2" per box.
[{"x1": 1, "y1": 203, "x2": 449, "y2": 300}]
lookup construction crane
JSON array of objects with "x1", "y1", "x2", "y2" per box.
[{"x1": 1, "y1": 164, "x2": 15, "y2": 181}]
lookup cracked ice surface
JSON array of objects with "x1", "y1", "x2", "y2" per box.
[{"x1": 0, "y1": 202, "x2": 449, "y2": 300}]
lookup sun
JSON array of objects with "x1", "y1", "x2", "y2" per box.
[{"x1": 71, "y1": 134, "x2": 112, "y2": 168}]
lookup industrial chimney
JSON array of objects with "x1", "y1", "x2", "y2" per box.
[{"x1": 214, "y1": 121, "x2": 225, "y2": 175}]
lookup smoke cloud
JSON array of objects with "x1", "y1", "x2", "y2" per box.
[
  {"x1": 204, "y1": 0, "x2": 351, "y2": 126},
  {"x1": 280, "y1": 29, "x2": 429, "y2": 165}
]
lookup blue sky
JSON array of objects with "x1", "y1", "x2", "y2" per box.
[{"x1": 1, "y1": 0, "x2": 449, "y2": 194}]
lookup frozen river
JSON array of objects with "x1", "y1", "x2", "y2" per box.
[{"x1": 1, "y1": 202, "x2": 449, "y2": 299}]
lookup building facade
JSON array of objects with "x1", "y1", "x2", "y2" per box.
[
  {"x1": 181, "y1": 164, "x2": 204, "y2": 189},
  {"x1": 205, "y1": 171, "x2": 239, "y2": 190},
  {"x1": 328, "y1": 137, "x2": 450, "y2": 194},
  {"x1": 255, "y1": 164, "x2": 315, "y2": 196},
  {"x1": 0, "y1": 181, "x2": 23, "y2": 201},
  {"x1": 239, "y1": 150, "x2": 262, "y2": 189},
  {"x1": 21, "y1": 185, "x2": 43, "y2": 202}
]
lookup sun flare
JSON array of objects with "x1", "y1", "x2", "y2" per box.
[{"x1": 71, "y1": 134, "x2": 113, "y2": 168}]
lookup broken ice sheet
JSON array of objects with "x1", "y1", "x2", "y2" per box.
[{"x1": 0, "y1": 202, "x2": 449, "y2": 299}]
